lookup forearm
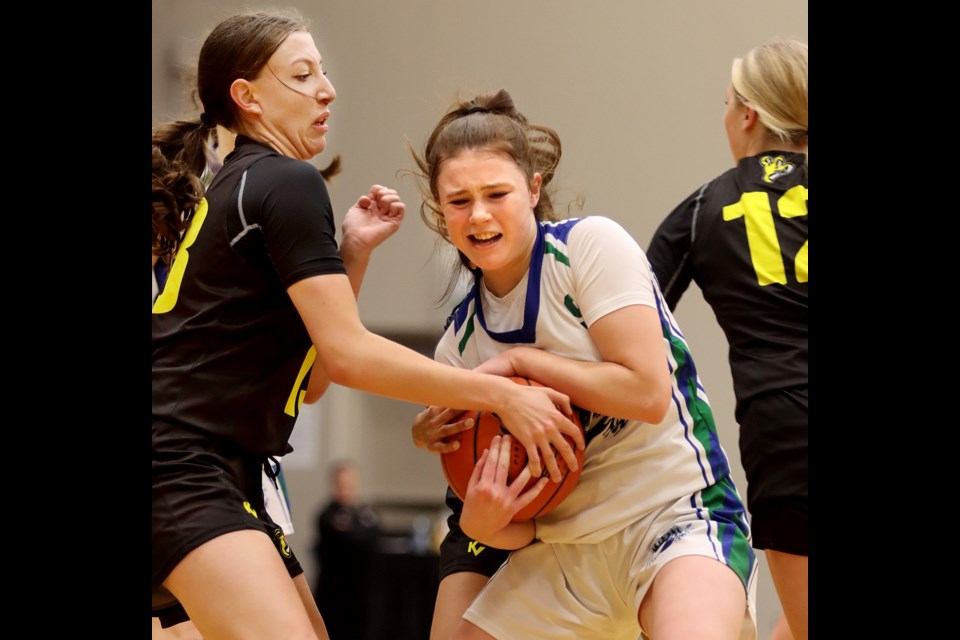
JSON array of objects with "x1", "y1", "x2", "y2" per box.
[
  {"x1": 339, "y1": 236, "x2": 371, "y2": 299},
  {"x1": 328, "y1": 327, "x2": 522, "y2": 412},
  {"x1": 466, "y1": 519, "x2": 536, "y2": 551},
  {"x1": 507, "y1": 347, "x2": 667, "y2": 423}
]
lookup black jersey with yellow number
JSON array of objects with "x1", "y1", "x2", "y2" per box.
[
  {"x1": 152, "y1": 136, "x2": 346, "y2": 456},
  {"x1": 647, "y1": 151, "x2": 808, "y2": 407}
]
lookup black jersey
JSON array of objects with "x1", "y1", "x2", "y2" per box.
[
  {"x1": 152, "y1": 136, "x2": 346, "y2": 456},
  {"x1": 647, "y1": 151, "x2": 808, "y2": 406}
]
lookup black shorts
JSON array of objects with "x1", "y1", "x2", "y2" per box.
[
  {"x1": 438, "y1": 487, "x2": 510, "y2": 582},
  {"x1": 736, "y1": 386, "x2": 808, "y2": 555},
  {"x1": 152, "y1": 418, "x2": 302, "y2": 627}
]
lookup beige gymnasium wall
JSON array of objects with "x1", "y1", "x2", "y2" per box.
[{"x1": 153, "y1": 1, "x2": 807, "y2": 636}]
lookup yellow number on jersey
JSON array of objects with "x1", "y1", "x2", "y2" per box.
[
  {"x1": 722, "y1": 185, "x2": 808, "y2": 286},
  {"x1": 285, "y1": 346, "x2": 316, "y2": 417},
  {"x1": 153, "y1": 198, "x2": 208, "y2": 314}
]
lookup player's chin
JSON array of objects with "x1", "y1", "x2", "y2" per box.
[{"x1": 306, "y1": 133, "x2": 327, "y2": 156}]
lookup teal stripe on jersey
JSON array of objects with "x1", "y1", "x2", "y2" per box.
[
  {"x1": 458, "y1": 310, "x2": 477, "y2": 356},
  {"x1": 544, "y1": 240, "x2": 570, "y2": 266},
  {"x1": 666, "y1": 328, "x2": 729, "y2": 483},
  {"x1": 700, "y1": 477, "x2": 755, "y2": 589}
]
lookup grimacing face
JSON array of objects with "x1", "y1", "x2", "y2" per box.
[{"x1": 437, "y1": 148, "x2": 542, "y2": 298}]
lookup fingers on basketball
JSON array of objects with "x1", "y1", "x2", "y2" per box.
[{"x1": 441, "y1": 377, "x2": 585, "y2": 522}]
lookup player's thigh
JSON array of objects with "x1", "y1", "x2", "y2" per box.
[
  {"x1": 765, "y1": 550, "x2": 807, "y2": 640},
  {"x1": 165, "y1": 529, "x2": 317, "y2": 640},
  {"x1": 765, "y1": 549, "x2": 807, "y2": 592},
  {"x1": 639, "y1": 555, "x2": 747, "y2": 640},
  {"x1": 152, "y1": 617, "x2": 202, "y2": 640},
  {"x1": 432, "y1": 572, "x2": 491, "y2": 640}
]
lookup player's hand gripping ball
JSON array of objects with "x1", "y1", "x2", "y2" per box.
[{"x1": 441, "y1": 376, "x2": 585, "y2": 522}]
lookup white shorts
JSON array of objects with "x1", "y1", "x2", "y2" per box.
[
  {"x1": 463, "y1": 485, "x2": 758, "y2": 640},
  {"x1": 262, "y1": 458, "x2": 294, "y2": 536}
]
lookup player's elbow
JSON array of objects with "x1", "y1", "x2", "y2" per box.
[
  {"x1": 312, "y1": 326, "x2": 376, "y2": 388},
  {"x1": 320, "y1": 356, "x2": 357, "y2": 387},
  {"x1": 647, "y1": 394, "x2": 671, "y2": 425},
  {"x1": 303, "y1": 380, "x2": 330, "y2": 404},
  {"x1": 637, "y1": 382, "x2": 672, "y2": 425},
  {"x1": 319, "y1": 347, "x2": 380, "y2": 390}
]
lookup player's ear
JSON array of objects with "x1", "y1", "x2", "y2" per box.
[
  {"x1": 231, "y1": 78, "x2": 262, "y2": 116},
  {"x1": 742, "y1": 105, "x2": 759, "y2": 131},
  {"x1": 530, "y1": 173, "x2": 542, "y2": 208}
]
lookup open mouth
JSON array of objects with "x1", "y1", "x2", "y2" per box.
[{"x1": 469, "y1": 232, "x2": 501, "y2": 245}]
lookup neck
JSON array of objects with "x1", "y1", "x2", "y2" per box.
[
  {"x1": 235, "y1": 123, "x2": 312, "y2": 160},
  {"x1": 741, "y1": 129, "x2": 806, "y2": 160}
]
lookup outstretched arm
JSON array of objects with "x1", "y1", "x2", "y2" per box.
[{"x1": 288, "y1": 275, "x2": 583, "y2": 481}]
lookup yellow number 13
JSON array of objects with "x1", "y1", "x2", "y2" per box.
[{"x1": 722, "y1": 185, "x2": 808, "y2": 286}]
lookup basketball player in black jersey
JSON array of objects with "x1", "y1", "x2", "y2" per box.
[
  {"x1": 646, "y1": 39, "x2": 808, "y2": 640},
  {"x1": 152, "y1": 10, "x2": 582, "y2": 638}
]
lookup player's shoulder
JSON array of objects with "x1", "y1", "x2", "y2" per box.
[
  {"x1": 544, "y1": 214, "x2": 622, "y2": 236},
  {"x1": 561, "y1": 215, "x2": 631, "y2": 242}
]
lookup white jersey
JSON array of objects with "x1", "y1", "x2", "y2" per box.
[{"x1": 435, "y1": 216, "x2": 737, "y2": 544}]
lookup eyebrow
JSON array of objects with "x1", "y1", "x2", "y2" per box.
[
  {"x1": 443, "y1": 182, "x2": 513, "y2": 198},
  {"x1": 289, "y1": 56, "x2": 322, "y2": 67}
]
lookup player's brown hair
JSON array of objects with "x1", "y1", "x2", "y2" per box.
[{"x1": 409, "y1": 89, "x2": 565, "y2": 302}]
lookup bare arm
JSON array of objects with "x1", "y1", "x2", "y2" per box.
[
  {"x1": 478, "y1": 304, "x2": 672, "y2": 424},
  {"x1": 288, "y1": 275, "x2": 584, "y2": 481}
]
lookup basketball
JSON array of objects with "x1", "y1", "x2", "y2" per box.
[{"x1": 441, "y1": 376, "x2": 585, "y2": 522}]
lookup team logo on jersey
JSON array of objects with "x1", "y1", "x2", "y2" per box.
[
  {"x1": 467, "y1": 540, "x2": 486, "y2": 556},
  {"x1": 563, "y1": 295, "x2": 588, "y2": 330},
  {"x1": 243, "y1": 501, "x2": 259, "y2": 518},
  {"x1": 759, "y1": 155, "x2": 795, "y2": 183},
  {"x1": 275, "y1": 530, "x2": 292, "y2": 558},
  {"x1": 650, "y1": 523, "x2": 692, "y2": 557}
]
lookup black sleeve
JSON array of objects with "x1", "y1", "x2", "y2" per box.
[
  {"x1": 646, "y1": 183, "x2": 707, "y2": 311},
  {"x1": 245, "y1": 159, "x2": 346, "y2": 288}
]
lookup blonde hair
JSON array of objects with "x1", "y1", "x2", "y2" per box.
[{"x1": 731, "y1": 39, "x2": 807, "y2": 145}]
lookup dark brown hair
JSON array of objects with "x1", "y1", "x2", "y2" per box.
[
  {"x1": 153, "y1": 9, "x2": 340, "y2": 191},
  {"x1": 152, "y1": 145, "x2": 203, "y2": 266},
  {"x1": 409, "y1": 89, "x2": 563, "y2": 300}
]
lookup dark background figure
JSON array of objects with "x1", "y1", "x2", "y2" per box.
[{"x1": 313, "y1": 459, "x2": 381, "y2": 639}]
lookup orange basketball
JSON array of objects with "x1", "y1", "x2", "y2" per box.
[{"x1": 440, "y1": 376, "x2": 585, "y2": 522}]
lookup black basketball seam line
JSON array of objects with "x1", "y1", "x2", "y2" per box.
[
  {"x1": 442, "y1": 409, "x2": 484, "y2": 499},
  {"x1": 530, "y1": 468, "x2": 571, "y2": 519},
  {"x1": 524, "y1": 438, "x2": 575, "y2": 519},
  {"x1": 472, "y1": 410, "x2": 484, "y2": 464},
  {"x1": 462, "y1": 410, "x2": 484, "y2": 498},
  {"x1": 447, "y1": 378, "x2": 577, "y2": 510}
]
